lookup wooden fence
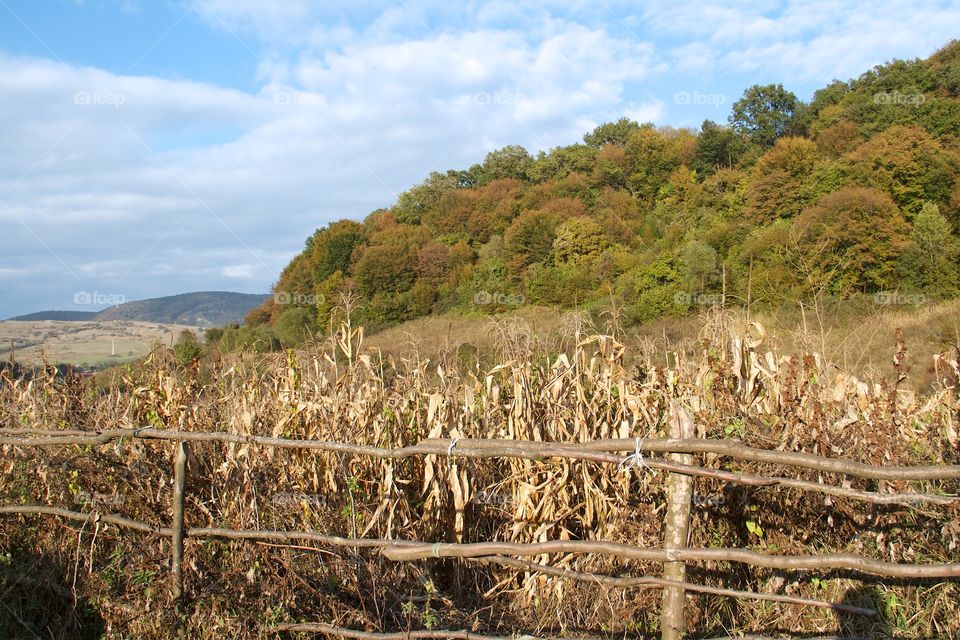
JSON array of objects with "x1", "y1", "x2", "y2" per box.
[{"x1": 1, "y1": 425, "x2": 959, "y2": 639}]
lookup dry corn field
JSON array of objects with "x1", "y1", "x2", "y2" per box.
[{"x1": 1, "y1": 310, "x2": 959, "y2": 639}]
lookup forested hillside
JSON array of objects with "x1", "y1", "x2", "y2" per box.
[
  {"x1": 244, "y1": 41, "x2": 960, "y2": 345},
  {"x1": 93, "y1": 291, "x2": 269, "y2": 326}
]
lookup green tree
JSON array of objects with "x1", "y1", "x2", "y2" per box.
[
  {"x1": 591, "y1": 144, "x2": 630, "y2": 189},
  {"x1": 583, "y1": 118, "x2": 643, "y2": 147},
  {"x1": 553, "y1": 217, "x2": 608, "y2": 264},
  {"x1": 395, "y1": 172, "x2": 460, "y2": 224},
  {"x1": 173, "y1": 329, "x2": 202, "y2": 364},
  {"x1": 473, "y1": 145, "x2": 534, "y2": 185},
  {"x1": 274, "y1": 307, "x2": 314, "y2": 347},
  {"x1": 362, "y1": 292, "x2": 410, "y2": 327},
  {"x1": 314, "y1": 271, "x2": 346, "y2": 333},
  {"x1": 624, "y1": 126, "x2": 682, "y2": 203},
  {"x1": 408, "y1": 281, "x2": 438, "y2": 316},
  {"x1": 680, "y1": 240, "x2": 720, "y2": 291},
  {"x1": 693, "y1": 120, "x2": 748, "y2": 176},
  {"x1": 621, "y1": 256, "x2": 688, "y2": 323},
  {"x1": 729, "y1": 84, "x2": 799, "y2": 147},
  {"x1": 462, "y1": 256, "x2": 511, "y2": 305},
  {"x1": 845, "y1": 125, "x2": 958, "y2": 218},
  {"x1": 898, "y1": 203, "x2": 960, "y2": 297},
  {"x1": 220, "y1": 325, "x2": 278, "y2": 353},
  {"x1": 309, "y1": 220, "x2": 365, "y2": 282},
  {"x1": 529, "y1": 144, "x2": 598, "y2": 182}
]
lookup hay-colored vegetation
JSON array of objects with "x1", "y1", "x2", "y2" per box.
[
  {"x1": 0, "y1": 320, "x2": 204, "y2": 369},
  {"x1": 1, "y1": 306, "x2": 958, "y2": 639}
]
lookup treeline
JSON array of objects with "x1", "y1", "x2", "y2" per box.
[{"x1": 242, "y1": 41, "x2": 960, "y2": 347}]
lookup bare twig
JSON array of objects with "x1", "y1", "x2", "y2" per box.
[
  {"x1": 382, "y1": 540, "x2": 960, "y2": 579},
  {"x1": 268, "y1": 622, "x2": 859, "y2": 639},
  {"x1": 269, "y1": 623, "x2": 590, "y2": 639},
  {"x1": 468, "y1": 556, "x2": 875, "y2": 616},
  {"x1": 5, "y1": 504, "x2": 959, "y2": 578}
]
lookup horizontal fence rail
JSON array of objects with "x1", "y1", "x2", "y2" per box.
[
  {"x1": 1, "y1": 427, "x2": 956, "y2": 506},
  {"x1": 0, "y1": 504, "x2": 876, "y2": 616},
  {"x1": 2, "y1": 424, "x2": 959, "y2": 637},
  {"x1": 3, "y1": 503, "x2": 952, "y2": 580},
  {"x1": 265, "y1": 624, "x2": 862, "y2": 640},
  {"x1": 4, "y1": 427, "x2": 959, "y2": 480}
]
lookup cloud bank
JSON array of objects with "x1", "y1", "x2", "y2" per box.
[{"x1": 1, "y1": 0, "x2": 958, "y2": 316}]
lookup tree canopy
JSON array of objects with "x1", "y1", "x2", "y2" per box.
[{"x1": 246, "y1": 41, "x2": 960, "y2": 338}]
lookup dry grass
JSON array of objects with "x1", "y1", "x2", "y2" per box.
[
  {"x1": 0, "y1": 305, "x2": 958, "y2": 639},
  {"x1": 366, "y1": 299, "x2": 960, "y2": 394}
]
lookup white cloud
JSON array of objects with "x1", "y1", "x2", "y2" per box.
[
  {"x1": 647, "y1": 0, "x2": 960, "y2": 82},
  {"x1": 222, "y1": 264, "x2": 255, "y2": 279},
  {"x1": 0, "y1": 19, "x2": 661, "y2": 315},
  {"x1": 623, "y1": 101, "x2": 667, "y2": 124},
  {"x1": 4, "y1": 0, "x2": 957, "y2": 317}
]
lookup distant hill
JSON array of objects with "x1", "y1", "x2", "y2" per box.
[
  {"x1": 9, "y1": 310, "x2": 98, "y2": 321},
  {"x1": 10, "y1": 292, "x2": 269, "y2": 326}
]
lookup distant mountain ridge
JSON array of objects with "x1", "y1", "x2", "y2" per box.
[
  {"x1": 9, "y1": 292, "x2": 269, "y2": 326},
  {"x1": 10, "y1": 310, "x2": 98, "y2": 321}
]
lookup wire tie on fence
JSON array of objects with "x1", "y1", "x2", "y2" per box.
[
  {"x1": 618, "y1": 437, "x2": 647, "y2": 472},
  {"x1": 447, "y1": 438, "x2": 459, "y2": 459},
  {"x1": 431, "y1": 542, "x2": 442, "y2": 558}
]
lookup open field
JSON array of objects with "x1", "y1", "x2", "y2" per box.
[{"x1": 0, "y1": 320, "x2": 204, "y2": 368}]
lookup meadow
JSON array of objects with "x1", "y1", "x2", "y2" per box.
[{"x1": 0, "y1": 320, "x2": 204, "y2": 369}]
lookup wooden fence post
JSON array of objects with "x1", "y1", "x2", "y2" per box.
[
  {"x1": 170, "y1": 442, "x2": 189, "y2": 604},
  {"x1": 661, "y1": 402, "x2": 695, "y2": 639}
]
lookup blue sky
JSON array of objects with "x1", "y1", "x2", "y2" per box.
[{"x1": 1, "y1": 0, "x2": 958, "y2": 318}]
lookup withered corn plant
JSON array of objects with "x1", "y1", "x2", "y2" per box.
[{"x1": 1, "y1": 306, "x2": 958, "y2": 639}]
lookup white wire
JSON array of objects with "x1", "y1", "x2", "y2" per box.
[{"x1": 618, "y1": 437, "x2": 648, "y2": 472}]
